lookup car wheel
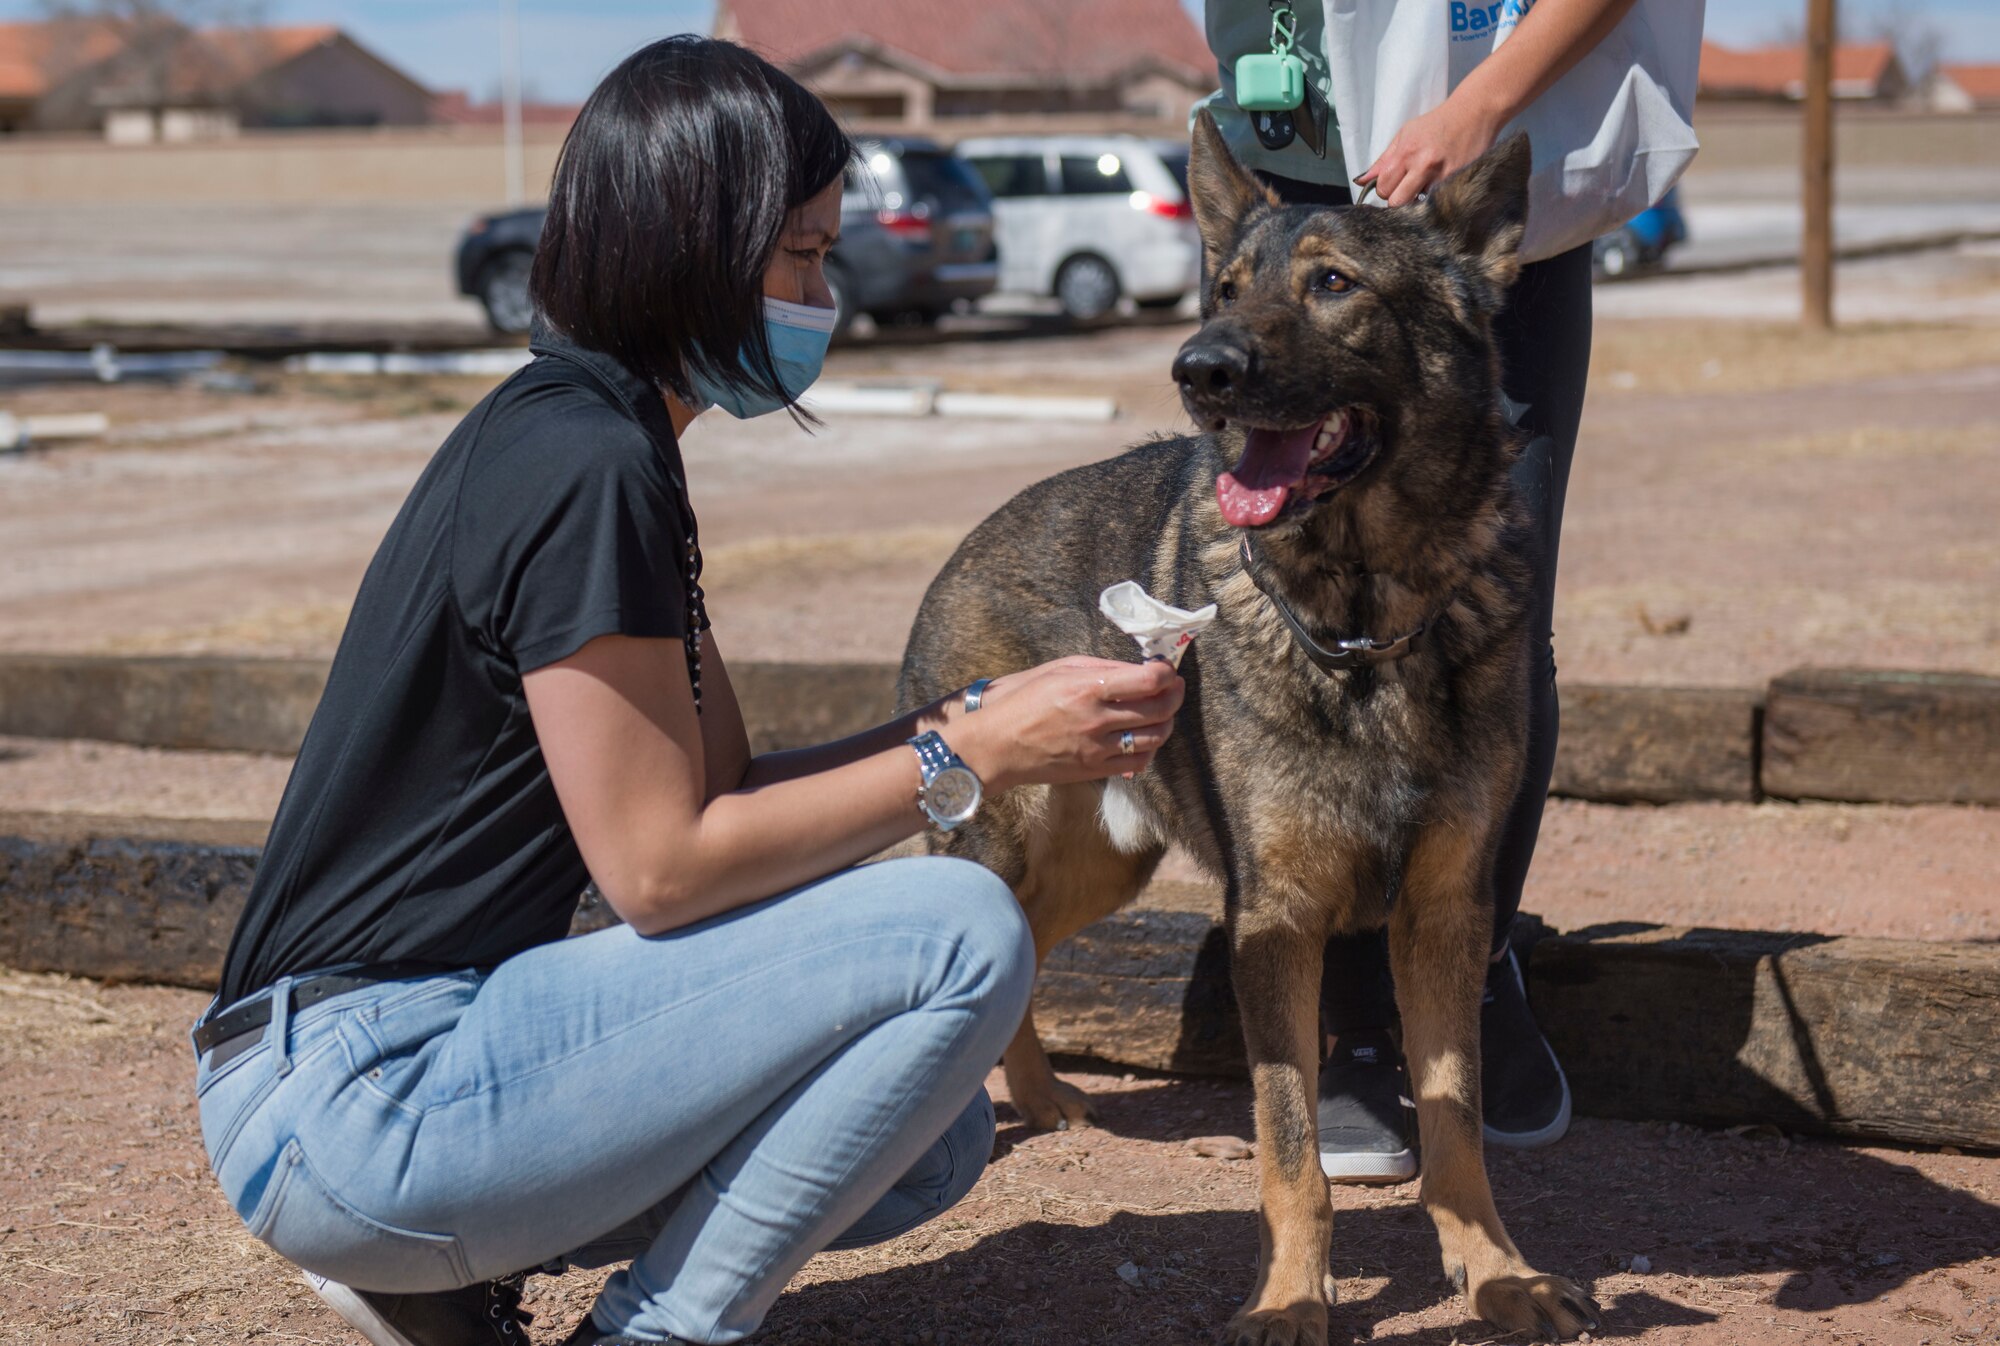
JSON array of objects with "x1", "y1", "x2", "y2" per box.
[
  {"x1": 479, "y1": 250, "x2": 535, "y2": 334},
  {"x1": 1595, "y1": 231, "x2": 1637, "y2": 281},
  {"x1": 1055, "y1": 255, "x2": 1120, "y2": 322}
]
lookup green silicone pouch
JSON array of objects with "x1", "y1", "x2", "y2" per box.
[{"x1": 1235, "y1": 51, "x2": 1306, "y2": 111}]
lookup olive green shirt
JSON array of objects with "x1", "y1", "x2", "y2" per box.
[{"x1": 1195, "y1": 0, "x2": 1350, "y2": 187}]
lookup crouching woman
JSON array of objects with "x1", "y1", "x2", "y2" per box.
[{"x1": 189, "y1": 35, "x2": 1182, "y2": 1346}]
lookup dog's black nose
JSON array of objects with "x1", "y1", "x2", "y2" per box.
[{"x1": 1173, "y1": 341, "x2": 1252, "y2": 401}]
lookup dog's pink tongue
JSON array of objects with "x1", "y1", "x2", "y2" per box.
[{"x1": 1217, "y1": 424, "x2": 1319, "y2": 527}]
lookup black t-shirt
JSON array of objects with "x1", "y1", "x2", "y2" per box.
[{"x1": 216, "y1": 328, "x2": 704, "y2": 1007}]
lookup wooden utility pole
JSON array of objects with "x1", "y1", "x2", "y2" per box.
[{"x1": 1802, "y1": 0, "x2": 1836, "y2": 329}]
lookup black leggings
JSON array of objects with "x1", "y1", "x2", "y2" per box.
[{"x1": 1256, "y1": 172, "x2": 1593, "y2": 1030}]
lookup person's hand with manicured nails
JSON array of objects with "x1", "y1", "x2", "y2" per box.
[
  {"x1": 1355, "y1": 0, "x2": 1640, "y2": 204},
  {"x1": 948, "y1": 656, "x2": 1182, "y2": 788}
]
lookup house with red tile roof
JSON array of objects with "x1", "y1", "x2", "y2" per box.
[
  {"x1": 1928, "y1": 63, "x2": 2000, "y2": 111},
  {"x1": 0, "y1": 19, "x2": 430, "y2": 139},
  {"x1": 713, "y1": 0, "x2": 1215, "y2": 134},
  {"x1": 0, "y1": 18, "x2": 125, "y2": 132},
  {"x1": 1698, "y1": 38, "x2": 1909, "y2": 103}
]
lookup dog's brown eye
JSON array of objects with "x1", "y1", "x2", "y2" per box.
[
  {"x1": 1316, "y1": 269, "x2": 1356, "y2": 295},
  {"x1": 1216, "y1": 279, "x2": 1238, "y2": 305}
]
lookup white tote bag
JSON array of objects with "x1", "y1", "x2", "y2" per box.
[{"x1": 1323, "y1": 0, "x2": 1705, "y2": 262}]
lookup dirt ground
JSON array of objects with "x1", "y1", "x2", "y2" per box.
[
  {"x1": 1, "y1": 968, "x2": 1995, "y2": 1346},
  {"x1": 5, "y1": 268, "x2": 2000, "y2": 687},
  {"x1": 4, "y1": 731, "x2": 1997, "y2": 947},
  {"x1": 3, "y1": 259, "x2": 1997, "y2": 1344}
]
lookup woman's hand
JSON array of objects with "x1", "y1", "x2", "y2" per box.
[
  {"x1": 1357, "y1": 0, "x2": 1641, "y2": 208},
  {"x1": 1356, "y1": 93, "x2": 1506, "y2": 207},
  {"x1": 947, "y1": 656, "x2": 1184, "y2": 791}
]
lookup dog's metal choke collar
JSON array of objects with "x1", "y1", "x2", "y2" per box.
[{"x1": 1239, "y1": 535, "x2": 1427, "y2": 674}]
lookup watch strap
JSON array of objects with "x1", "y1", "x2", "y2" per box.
[
  {"x1": 909, "y1": 730, "x2": 954, "y2": 783},
  {"x1": 907, "y1": 730, "x2": 978, "y2": 828}
]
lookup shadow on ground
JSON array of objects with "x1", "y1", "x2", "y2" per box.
[{"x1": 760, "y1": 1071, "x2": 1997, "y2": 1346}]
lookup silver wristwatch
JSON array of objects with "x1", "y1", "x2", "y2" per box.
[{"x1": 908, "y1": 730, "x2": 982, "y2": 830}]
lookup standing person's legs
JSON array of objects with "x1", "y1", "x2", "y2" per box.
[
  {"x1": 1489, "y1": 244, "x2": 1591, "y2": 950},
  {"x1": 1315, "y1": 246, "x2": 1593, "y2": 1159},
  {"x1": 195, "y1": 856, "x2": 1034, "y2": 1345},
  {"x1": 1477, "y1": 241, "x2": 1592, "y2": 1147}
]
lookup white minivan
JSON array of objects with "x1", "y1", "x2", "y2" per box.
[{"x1": 955, "y1": 135, "x2": 1200, "y2": 321}]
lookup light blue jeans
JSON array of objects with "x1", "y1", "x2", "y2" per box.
[{"x1": 191, "y1": 857, "x2": 1034, "y2": 1344}]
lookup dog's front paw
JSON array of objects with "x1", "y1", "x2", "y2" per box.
[
  {"x1": 1472, "y1": 1273, "x2": 1602, "y2": 1341},
  {"x1": 1219, "y1": 1301, "x2": 1328, "y2": 1346},
  {"x1": 1014, "y1": 1077, "x2": 1097, "y2": 1132}
]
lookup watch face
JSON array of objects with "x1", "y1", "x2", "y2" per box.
[{"x1": 927, "y1": 764, "x2": 982, "y2": 824}]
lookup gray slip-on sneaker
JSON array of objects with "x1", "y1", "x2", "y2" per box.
[{"x1": 1316, "y1": 1026, "x2": 1419, "y2": 1183}]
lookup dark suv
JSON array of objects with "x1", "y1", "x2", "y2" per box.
[
  {"x1": 827, "y1": 138, "x2": 997, "y2": 333},
  {"x1": 454, "y1": 137, "x2": 997, "y2": 337},
  {"x1": 455, "y1": 208, "x2": 544, "y2": 334}
]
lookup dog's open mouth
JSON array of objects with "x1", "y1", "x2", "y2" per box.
[{"x1": 1215, "y1": 409, "x2": 1379, "y2": 528}]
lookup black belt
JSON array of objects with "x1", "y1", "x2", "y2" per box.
[{"x1": 193, "y1": 962, "x2": 452, "y2": 1069}]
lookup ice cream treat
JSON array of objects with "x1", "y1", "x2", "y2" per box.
[{"x1": 1099, "y1": 581, "x2": 1217, "y2": 669}]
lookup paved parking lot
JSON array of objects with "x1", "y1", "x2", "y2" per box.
[
  {"x1": 5, "y1": 154, "x2": 1998, "y2": 330},
  {"x1": 0, "y1": 203, "x2": 486, "y2": 330}
]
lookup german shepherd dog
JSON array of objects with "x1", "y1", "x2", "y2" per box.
[{"x1": 897, "y1": 113, "x2": 1600, "y2": 1344}]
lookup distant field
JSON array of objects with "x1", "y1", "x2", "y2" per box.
[
  {"x1": 0, "y1": 108, "x2": 1995, "y2": 206},
  {"x1": 1689, "y1": 107, "x2": 2000, "y2": 171},
  {"x1": 0, "y1": 124, "x2": 567, "y2": 208}
]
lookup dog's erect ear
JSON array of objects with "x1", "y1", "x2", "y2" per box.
[
  {"x1": 1423, "y1": 132, "x2": 1532, "y2": 289},
  {"x1": 1189, "y1": 109, "x2": 1277, "y2": 264}
]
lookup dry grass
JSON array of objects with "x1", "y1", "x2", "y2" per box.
[
  {"x1": 281, "y1": 373, "x2": 496, "y2": 419},
  {"x1": 72, "y1": 530, "x2": 971, "y2": 659},
  {"x1": 1738, "y1": 422, "x2": 2000, "y2": 463},
  {"x1": 1590, "y1": 320, "x2": 2000, "y2": 396},
  {"x1": 1683, "y1": 108, "x2": 2000, "y2": 172},
  {"x1": 0, "y1": 973, "x2": 340, "y2": 1346},
  {"x1": 0, "y1": 970, "x2": 127, "y2": 1054},
  {"x1": 703, "y1": 526, "x2": 966, "y2": 591},
  {"x1": 87, "y1": 602, "x2": 353, "y2": 657}
]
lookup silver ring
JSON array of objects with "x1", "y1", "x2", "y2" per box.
[
  {"x1": 1120, "y1": 729, "x2": 1136, "y2": 756},
  {"x1": 963, "y1": 678, "x2": 992, "y2": 713}
]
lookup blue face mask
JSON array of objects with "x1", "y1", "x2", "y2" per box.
[{"x1": 687, "y1": 297, "x2": 836, "y2": 419}]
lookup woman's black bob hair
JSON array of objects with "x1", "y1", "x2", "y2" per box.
[{"x1": 530, "y1": 36, "x2": 854, "y2": 412}]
